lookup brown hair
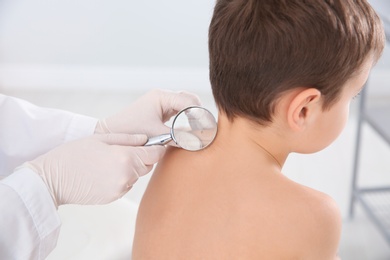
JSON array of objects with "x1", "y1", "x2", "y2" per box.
[{"x1": 209, "y1": 0, "x2": 385, "y2": 124}]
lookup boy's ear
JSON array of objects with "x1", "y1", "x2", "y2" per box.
[{"x1": 286, "y1": 88, "x2": 322, "y2": 131}]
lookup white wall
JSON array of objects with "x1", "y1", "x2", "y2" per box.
[
  {"x1": 0, "y1": 0, "x2": 214, "y2": 92},
  {"x1": 0, "y1": 0, "x2": 389, "y2": 95},
  {"x1": 0, "y1": 0, "x2": 213, "y2": 67}
]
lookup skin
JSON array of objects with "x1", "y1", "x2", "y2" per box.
[{"x1": 132, "y1": 59, "x2": 372, "y2": 260}]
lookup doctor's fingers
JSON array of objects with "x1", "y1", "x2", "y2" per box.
[
  {"x1": 130, "y1": 145, "x2": 166, "y2": 177},
  {"x1": 159, "y1": 89, "x2": 202, "y2": 121},
  {"x1": 104, "y1": 146, "x2": 164, "y2": 196},
  {"x1": 93, "y1": 133, "x2": 148, "y2": 146}
]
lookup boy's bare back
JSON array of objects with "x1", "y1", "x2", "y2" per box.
[{"x1": 132, "y1": 117, "x2": 341, "y2": 259}]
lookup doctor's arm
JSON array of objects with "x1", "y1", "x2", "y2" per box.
[
  {"x1": 0, "y1": 89, "x2": 200, "y2": 259},
  {"x1": 0, "y1": 89, "x2": 201, "y2": 175},
  {"x1": 0, "y1": 168, "x2": 62, "y2": 259},
  {"x1": 0, "y1": 94, "x2": 98, "y2": 259},
  {"x1": 0, "y1": 133, "x2": 165, "y2": 259}
]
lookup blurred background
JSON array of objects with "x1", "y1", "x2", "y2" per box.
[{"x1": 0, "y1": 0, "x2": 390, "y2": 259}]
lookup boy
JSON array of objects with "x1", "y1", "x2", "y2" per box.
[{"x1": 132, "y1": 0, "x2": 385, "y2": 259}]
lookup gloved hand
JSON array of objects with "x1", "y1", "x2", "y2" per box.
[
  {"x1": 95, "y1": 89, "x2": 201, "y2": 137},
  {"x1": 23, "y1": 134, "x2": 165, "y2": 207}
]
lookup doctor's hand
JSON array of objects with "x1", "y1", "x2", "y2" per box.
[
  {"x1": 95, "y1": 89, "x2": 201, "y2": 137},
  {"x1": 23, "y1": 134, "x2": 165, "y2": 207}
]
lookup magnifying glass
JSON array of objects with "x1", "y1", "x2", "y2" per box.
[{"x1": 144, "y1": 106, "x2": 218, "y2": 151}]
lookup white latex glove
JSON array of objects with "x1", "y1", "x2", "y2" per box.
[
  {"x1": 95, "y1": 89, "x2": 201, "y2": 137},
  {"x1": 23, "y1": 134, "x2": 165, "y2": 207}
]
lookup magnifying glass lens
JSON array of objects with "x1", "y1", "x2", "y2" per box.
[
  {"x1": 144, "y1": 106, "x2": 217, "y2": 151},
  {"x1": 173, "y1": 131, "x2": 203, "y2": 150},
  {"x1": 171, "y1": 107, "x2": 217, "y2": 151}
]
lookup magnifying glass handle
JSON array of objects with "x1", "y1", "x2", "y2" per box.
[{"x1": 144, "y1": 134, "x2": 172, "y2": 146}]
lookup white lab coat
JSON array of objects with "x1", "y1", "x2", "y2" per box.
[{"x1": 0, "y1": 94, "x2": 97, "y2": 259}]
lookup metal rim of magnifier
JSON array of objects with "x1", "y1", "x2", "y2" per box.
[{"x1": 170, "y1": 106, "x2": 218, "y2": 151}]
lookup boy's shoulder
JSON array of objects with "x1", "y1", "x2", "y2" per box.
[
  {"x1": 290, "y1": 182, "x2": 341, "y2": 259},
  {"x1": 281, "y1": 177, "x2": 341, "y2": 219},
  {"x1": 286, "y1": 180, "x2": 342, "y2": 241},
  {"x1": 249, "y1": 176, "x2": 342, "y2": 259}
]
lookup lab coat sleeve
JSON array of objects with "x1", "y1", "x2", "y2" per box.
[
  {"x1": 0, "y1": 167, "x2": 60, "y2": 260},
  {"x1": 0, "y1": 93, "x2": 98, "y2": 176},
  {"x1": 0, "y1": 94, "x2": 98, "y2": 259}
]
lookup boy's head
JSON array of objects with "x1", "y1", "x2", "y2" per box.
[{"x1": 209, "y1": 0, "x2": 385, "y2": 125}]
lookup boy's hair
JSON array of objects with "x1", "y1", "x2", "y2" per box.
[{"x1": 209, "y1": 0, "x2": 385, "y2": 124}]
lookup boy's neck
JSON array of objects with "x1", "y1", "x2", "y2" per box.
[{"x1": 210, "y1": 114, "x2": 289, "y2": 172}]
